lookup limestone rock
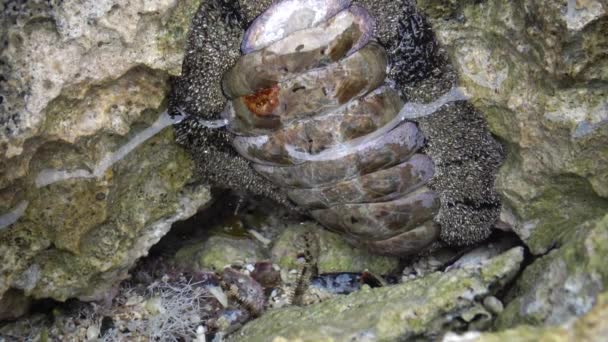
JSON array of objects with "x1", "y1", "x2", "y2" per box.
[
  {"x1": 0, "y1": 0, "x2": 211, "y2": 303},
  {"x1": 495, "y1": 214, "x2": 608, "y2": 328},
  {"x1": 419, "y1": 0, "x2": 608, "y2": 254},
  {"x1": 228, "y1": 247, "x2": 524, "y2": 341},
  {"x1": 446, "y1": 290, "x2": 608, "y2": 342}
]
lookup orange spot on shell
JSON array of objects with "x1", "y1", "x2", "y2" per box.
[{"x1": 243, "y1": 85, "x2": 280, "y2": 116}]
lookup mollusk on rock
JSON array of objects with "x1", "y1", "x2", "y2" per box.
[
  {"x1": 241, "y1": 0, "x2": 353, "y2": 54},
  {"x1": 222, "y1": 0, "x2": 465, "y2": 256}
]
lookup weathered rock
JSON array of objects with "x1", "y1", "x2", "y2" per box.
[
  {"x1": 271, "y1": 222, "x2": 400, "y2": 276},
  {"x1": 174, "y1": 235, "x2": 267, "y2": 272},
  {"x1": 418, "y1": 0, "x2": 608, "y2": 254},
  {"x1": 0, "y1": 0, "x2": 211, "y2": 303},
  {"x1": 496, "y1": 214, "x2": 608, "y2": 328},
  {"x1": 445, "y1": 290, "x2": 608, "y2": 342},
  {"x1": 402, "y1": 232, "x2": 519, "y2": 282},
  {"x1": 228, "y1": 247, "x2": 524, "y2": 341}
]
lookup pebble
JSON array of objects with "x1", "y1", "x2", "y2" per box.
[{"x1": 483, "y1": 296, "x2": 504, "y2": 315}]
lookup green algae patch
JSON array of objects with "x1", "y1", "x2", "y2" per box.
[
  {"x1": 228, "y1": 247, "x2": 524, "y2": 342},
  {"x1": 5, "y1": 125, "x2": 199, "y2": 301},
  {"x1": 109, "y1": 127, "x2": 194, "y2": 229},
  {"x1": 28, "y1": 179, "x2": 108, "y2": 254},
  {"x1": 271, "y1": 223, "x2": 399, "y2": 275},
  {"x1": 174, "y1": 235, "x2": 267, "y2": 272}
]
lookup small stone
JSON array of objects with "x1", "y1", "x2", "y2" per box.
[
  {"x1": 483, "y1": 296, "x2": 504, "y2": 315},
  {"x1": 85, "y1": 325, "x2": 99, "y2": 341},
  {"x1": 250, "y1": 261, "x2": 282, "y2": 289},
  {"x1": 195, "y1": 325, "x2": 206, "y2": 342}
]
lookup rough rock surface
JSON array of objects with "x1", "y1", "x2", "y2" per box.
[
  {"x1": 446, "y1": 290, "x2": 608, "y2": 342},
  {"x1": 174, "y1": 234, "x2": 268, "y2": 271},
  {"x1": 0, "y1": 0, "x2": 211, "y2": 302},
  {"x1": 227, "y1": 247, "x2": 524, "y2": 341},
  {"x1": 418, "y1": 0, "x2": 608, "y2": 254},
  {"x1": 496, "y1": 214, "x2": 608, "y2": 328},
  {"x1": 271, "y1": 222, "x2": 400, "y2": 275}
]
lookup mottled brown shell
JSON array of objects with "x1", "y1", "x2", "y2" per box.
[{"x1": 222, "y1": 1, "x2": 442, "y2": 256}]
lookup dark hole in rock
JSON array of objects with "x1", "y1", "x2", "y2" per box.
[{"x1": 99, "y1": 316, "x2": 115, "y2": 337}]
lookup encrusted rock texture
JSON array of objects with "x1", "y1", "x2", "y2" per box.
[
  {"x1": 0, "y1": 0, "x2": 211, "y2": 304},
  {"x1": 0, "y1": 0, "x2": 607, "y2": 340},
  {"x1": 449, "y1": 289, "x2": 608, "y2": 342},
  {"x1": 227, "y1": 247, "x2": 524, "y2": 341},
  {"x1": 496, "y1": 213, "x2": 608, "y2": 328},
  {"x1": 417, "y1": 0, "x2": 608, "y2": 254},
  {"x1": 416, "y1": 0, "x2": 608, "y2": 331}
]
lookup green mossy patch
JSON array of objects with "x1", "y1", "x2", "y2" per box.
[
  {"x1": 228, "y1": 248, "x2": 523, "y2": 341},
  {"x1": 174, "y1": 235, "x2": 267, "y2": 272},
  {"x1": 6, "y1": 125, "x2": 196, "y2": 301},
  {"x1": 271, "y1": 223, "x2": 399, "y2": 275}
]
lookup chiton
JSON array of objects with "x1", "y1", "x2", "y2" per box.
[{"x1": 220, "y1": 0, "x2": 470, "y2": 256}]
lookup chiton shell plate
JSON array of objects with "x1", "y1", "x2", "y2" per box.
[{"x1": 222, "y1": 0, "x2": 448, "y2": 256}]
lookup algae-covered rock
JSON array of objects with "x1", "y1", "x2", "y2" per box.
[
  {"x1": 495, "y1": 214, "x2": 608, "y2": 328},
  {"x1": 419, "y1": 0, "x2": 608, "y2": 254},
  {"x1": 228, "y1": 247, "x2": 524, "y2": 341},
  {"x1": 271, "y1": 222, "x2": 399, "y2": 276},
  {"x1": 0, "y1": 0, "x2": 210, "y2": 303},
  {"x1": 175, "y1": 235, "x2": 268, "y2": 272},
  {"x1": 448, "y1": 290, "x2": 608, "y2": 342},
  {"x1": 4, "y1": 128, "x2": 211, "y2": 300},
  {"x1": 417, "y1": 0, "x2": 608, "y2": 333}
]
